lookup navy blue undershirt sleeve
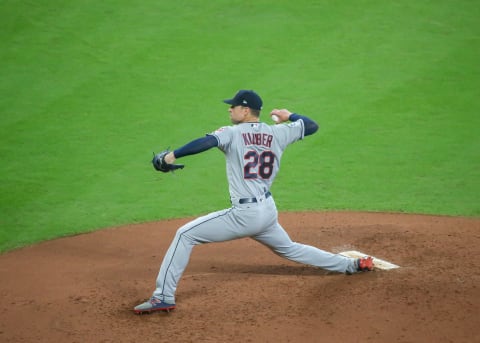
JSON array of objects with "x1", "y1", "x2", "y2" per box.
[
  {"x1": 173, "y1": 135, "x2": 219, "y2": 158},
  {"x1": 289, "y1": 113, "x2": 319, "y2": 136}
]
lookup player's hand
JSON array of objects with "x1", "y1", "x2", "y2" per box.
[
  {"x1": 164, "y1": 152, "x2": 176, "y2": 164},
  {"x1": 270, "y1": 109, "x2": 292, "y2": 123},
  {"x1": 152, "y1": 150, "x2": 184, "y2": 173}
]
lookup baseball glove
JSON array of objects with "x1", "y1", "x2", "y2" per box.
[{"x1": 152, "y1": 149, "x2": 184, "y2": 173}]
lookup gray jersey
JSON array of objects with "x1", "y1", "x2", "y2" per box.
[
  {"x1": 210, "y1": 120, "x2": 305, "y2": 200},
  {"x1": 144, "y1": 116, "x2": 359, "y2": 308}
]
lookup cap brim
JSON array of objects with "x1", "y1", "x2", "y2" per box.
[{"x1": 223, "y1": 99, "x2": 234, "y2": 105}]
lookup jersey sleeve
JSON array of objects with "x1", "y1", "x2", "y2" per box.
[
  {"x1": 208, "y1": 126, "x2": 233, "y2": 152},
  {"x1": 271, "y1": 119, "x2": 305, "y2": 149},
  {"x1": 173, "y1": 135, "x2": 218, "y2": 158}
]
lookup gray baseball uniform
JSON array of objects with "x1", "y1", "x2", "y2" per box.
[{"x1": 151, "y1": 119, "x2": 357, "y2": 305}]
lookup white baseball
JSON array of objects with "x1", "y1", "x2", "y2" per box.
[{"x1": 271, "y1": 114, "x2": 279, "y2": 122}]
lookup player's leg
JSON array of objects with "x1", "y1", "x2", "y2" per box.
[
  {"x1": 152, "y1": 207, "x2": 248, "y2": 304},
  {"x1": 253, "y1": 221, "x2": 358, "y2": 274}
]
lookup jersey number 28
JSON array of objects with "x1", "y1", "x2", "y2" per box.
[{"x1": 244, "y1": 150, "x2": 275, "y2": 179}]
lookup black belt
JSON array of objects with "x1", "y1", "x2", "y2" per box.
[{"x1": 239, "y1": 191, "x2": 272, "y2": 204}]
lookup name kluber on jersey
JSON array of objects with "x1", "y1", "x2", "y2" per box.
[{"x1": 242, "y1": 133, "x2": 273, "y2": 148}]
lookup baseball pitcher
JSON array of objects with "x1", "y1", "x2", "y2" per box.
[{"x1": 134, "y1": 90, "x2": 374, "y2": 314}]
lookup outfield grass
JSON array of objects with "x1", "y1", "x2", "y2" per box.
[{"x1": 1, "y1": 1, "x2": 479, "y2": 252}]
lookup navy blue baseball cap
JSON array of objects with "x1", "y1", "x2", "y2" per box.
[{"x1": 223, "y1": 90, "x2": 263, "y2": 110}]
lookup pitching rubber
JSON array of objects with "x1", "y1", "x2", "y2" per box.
[{"x1": 340, "y1": 250, "x2": 400, "y2": 270}]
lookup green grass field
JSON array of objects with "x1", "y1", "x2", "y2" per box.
[{"x1": 1, "y1": 1, "x2": 479, "y2": 252}]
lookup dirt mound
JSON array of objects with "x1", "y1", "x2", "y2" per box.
[{"x1": 0, "y1": 211, "x2": 479, "y2": 343}]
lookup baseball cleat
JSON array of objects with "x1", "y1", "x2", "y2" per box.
[
  {"x1": 357, "y1": 256, "x2": 374, "y2": 271},
  {"x1": 134, "y1": 297, "x2": 176, "y2": 314}
]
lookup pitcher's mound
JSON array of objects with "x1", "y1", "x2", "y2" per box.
[{"x1": 0, "y1": 211, "x2": 478, "y2": 342}]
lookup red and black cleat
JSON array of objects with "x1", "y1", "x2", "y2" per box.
[{"x1": 357, "y1": 256, "x2": 374, "y2": 271}]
